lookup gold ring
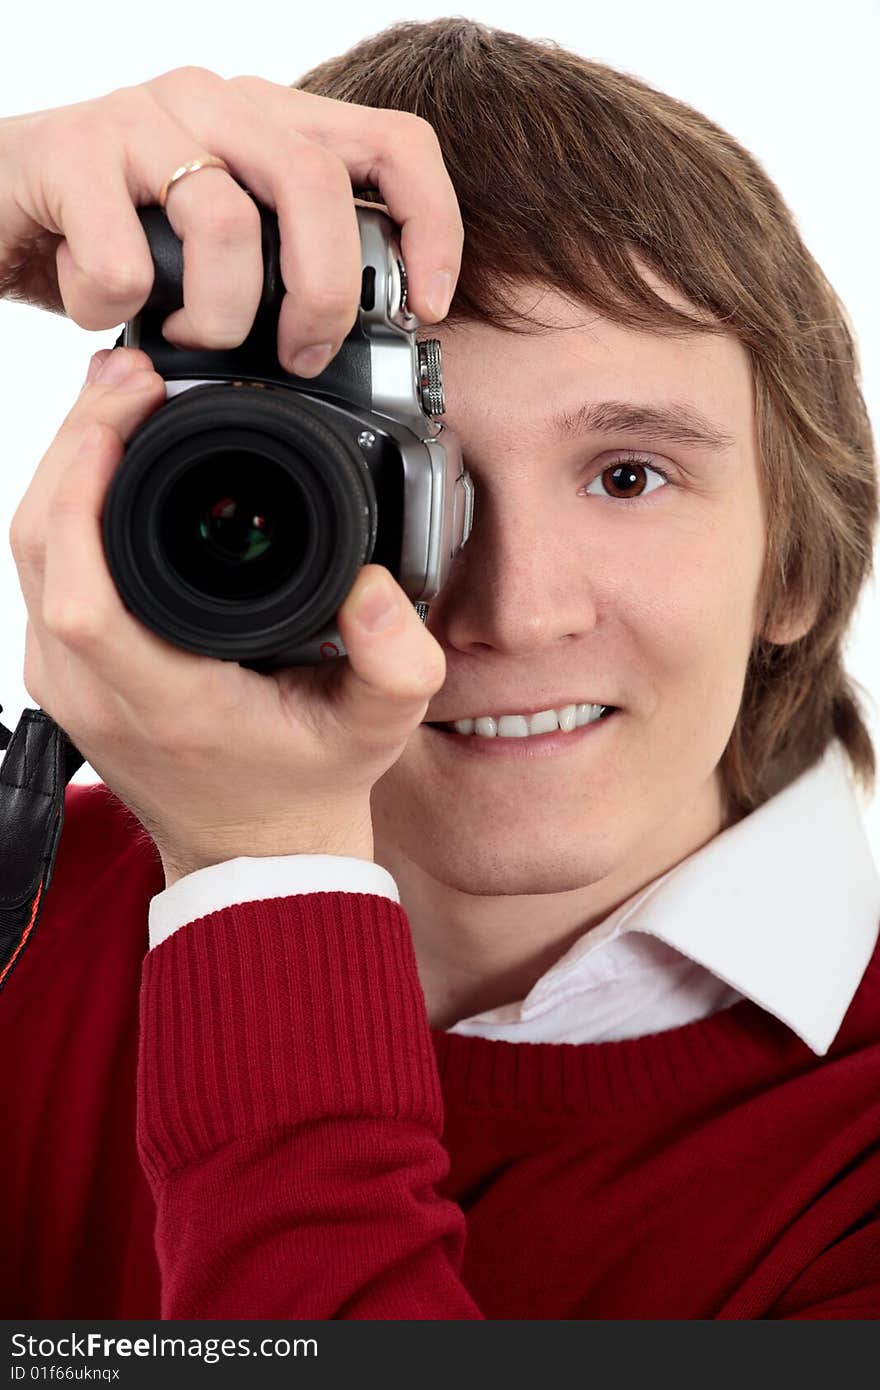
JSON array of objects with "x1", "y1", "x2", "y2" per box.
[{"x1": 159, "y1": 155, "x2": 232, "y2": 210}]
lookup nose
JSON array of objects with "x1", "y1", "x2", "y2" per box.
[{"x1": 430, "y1": 480, "x2": 600, "y2": 657}]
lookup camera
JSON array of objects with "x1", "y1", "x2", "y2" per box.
[{"x1": 101, "y1": 198, "x2": 474, "y2": 671}]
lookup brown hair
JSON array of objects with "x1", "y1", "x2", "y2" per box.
[{"x1": 295, "y1": 17, "x2": 878, "y2": 821}]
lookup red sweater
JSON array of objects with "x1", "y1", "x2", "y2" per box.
[{"x1": 2, "y1": 781, "x2": 879, "y2": 1320}]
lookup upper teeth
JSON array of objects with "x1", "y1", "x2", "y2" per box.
[{"x1": 450, "y1": 704, "x2": 609, "y2": 737}]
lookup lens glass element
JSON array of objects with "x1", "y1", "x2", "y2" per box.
[{"x1": 159, "y1": 447, "x2": 313, "y2": 601}]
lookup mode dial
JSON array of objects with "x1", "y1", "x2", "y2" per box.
[{"x1": 417, "y1": 339, "x2": 445, "y2": 416}]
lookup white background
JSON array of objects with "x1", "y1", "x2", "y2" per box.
[{"x1": 1, "y1": 0, "x2": 878, "y2": 865}]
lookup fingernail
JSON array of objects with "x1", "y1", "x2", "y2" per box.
[
  {"x1": 115, "y1": 369, "x2": 156, "y2": 393},
  {"x1": 290, "y1": 343, "x2": 333, "y2": 377},
  {"x1": 426, "y1": 271, "x2": 453, "y2": 320},
  {"x1": 85, "y1": 351, "x2": 110, "y2": 386},
  {"x1": 353, "y1": 575, "x2": 401, "y2": 633},
  {"x1": 98, "y1": 351, "x2": 137, "y2": 385}
]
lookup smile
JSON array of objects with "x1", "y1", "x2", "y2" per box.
[{"x1": 424, "y1": 707, "x2": 620, "y2": 760}]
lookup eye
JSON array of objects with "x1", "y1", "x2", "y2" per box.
[{"x1": 583, "y1": 453, "x2": 671, "y2": 506}]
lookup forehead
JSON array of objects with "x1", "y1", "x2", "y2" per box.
[{"x1": 422, "y1": 274, "x2": 754, "y2": 438}]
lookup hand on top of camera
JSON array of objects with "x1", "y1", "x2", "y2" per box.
[
  {"x1": 1, "y1": 69, "x2": 463, "y2": 884},
  {"x1": 0, "y1": 66, "x2": 463, "y2": 365}
]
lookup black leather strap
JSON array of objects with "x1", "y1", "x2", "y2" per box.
[{"x1": 0, "y1": 705, "x2": 85, "y2": 991}]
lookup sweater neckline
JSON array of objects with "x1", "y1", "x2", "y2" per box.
[{"x1": 428, "y1": 937, "x2": 880, "y2": 1113}]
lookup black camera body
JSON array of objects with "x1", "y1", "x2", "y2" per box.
[{"x1": 101, "y1": 200, "x2": 474, "y2": 671}]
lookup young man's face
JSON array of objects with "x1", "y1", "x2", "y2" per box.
[{"x1": 371, "y1": 276, "x2": 777, "y2": 934}]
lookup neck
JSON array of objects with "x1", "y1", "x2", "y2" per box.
[{"x1": 373, "y1": 774, "x2": 727, "y2": 1030}]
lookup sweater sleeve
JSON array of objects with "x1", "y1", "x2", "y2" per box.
[
  {"x1": 771, "y1": 1218, "x2": 880, "y2": 1320},
  {"x1": 136, "y1": 891, "x2": 485, "y2": 1320},
  {"x1": 148, "y1": 855, "x2": 402, "y2": 950}
]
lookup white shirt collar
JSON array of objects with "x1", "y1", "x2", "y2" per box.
[{"x1": 454, "y1": 742, "x2": 880, "y2": 1056}]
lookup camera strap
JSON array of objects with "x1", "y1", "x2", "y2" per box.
[{"x1": 0, "y1": 704, "x2": 84, "y2": 992}]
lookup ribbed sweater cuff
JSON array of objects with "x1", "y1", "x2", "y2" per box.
[{"x1": 137, "y1": 892, "x2": 442, "y2": 1183}]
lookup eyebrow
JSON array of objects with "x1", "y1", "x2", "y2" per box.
[{"x1": 550, "y1": 399, "x2": 736, "y2": 452}]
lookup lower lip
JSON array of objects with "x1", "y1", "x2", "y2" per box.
[{"x1": 423, "y1": 709, "x2": 620, "y2": 759}]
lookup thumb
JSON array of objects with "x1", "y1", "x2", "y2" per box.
[{"x1": 332, "y1": 564, "x2": 446, "y2": 739}]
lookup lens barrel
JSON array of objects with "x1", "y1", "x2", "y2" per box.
[{"x1": 102, "y1": 384, "x2": 378, "y2": 663}]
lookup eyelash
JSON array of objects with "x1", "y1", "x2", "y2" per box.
[{"x1": 582, "y1": 452, "x2": 672, "y2": 507}]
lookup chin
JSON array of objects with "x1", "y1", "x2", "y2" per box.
[{"x1": 403, "y1": 835, "x2": 620, "y2": 898}]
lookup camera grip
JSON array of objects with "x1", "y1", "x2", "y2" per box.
[
  {"x1": 136, "y1": 201, "x2": 284, "y2": 322},
  {"x1": 130, "y1": 202, "x2": 372, "y2": 408}
]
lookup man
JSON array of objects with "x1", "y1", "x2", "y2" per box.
[{"x1": 1, "y1": 19, "x2": 878, "y2": 1318}]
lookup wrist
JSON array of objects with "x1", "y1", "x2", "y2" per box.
[{"x1": 158, "y1": 820, "x2": 375, "y2": 889}]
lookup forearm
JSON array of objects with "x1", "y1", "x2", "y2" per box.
[
  {"x1": 137, "y1": 890, "x2": 485, "y2": 1319},
  {"x1": 150, "y1": 1116, "x2": 481, "y2": 1319}
]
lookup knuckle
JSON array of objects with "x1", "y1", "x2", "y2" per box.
[
  {"x1": 293, "y1": 142, "x2": 349, "y2": 194},
  {"x1": 101, "y1": 84, "x2": 164, "y2": 141},
  {"x1": 147, "y1": 64, "x2": 221, "y2": 100},
  {"x1": 387, "y1": 109, "x2": 440, "y2": 149},
  {"x1": 387, "y1": 675, "x2": 424, "y2": 703},
  {"x1": 411, "y1": 639, "x2": 447, "y2": 695},
  {"x1": 408, "y1": 111, "x2": 441, "y2": 147},
  {"x1": 8, "y1": 513, "x2": 24, "y2": 559},
  {"x1": 198, "y1": 193, "x2": 261, "y2": 247},
  {"x1": 412, "y1": 659, "x2": 447, "y2": 700},
  {"x1": 292, "y1": 287, "x2": 358, "y2": 346},
  {"x1": 180, "y1": 317, "x2": 249, "y2": 351},
  {"x1": 76, "y1": 249, "x2": 153, "y2": 304},
  {"x1": 300, "y1": 279, "x2": 358, "y2": 323},
  {"x1": 42, "y1": 598, "x2": 104, "y2": 646},
  {"x1": 22, "y1": 664, "x2": 46, "y2": 708},
  {"x1": 177, "y1": 292, "x2": 256, "y2": 347},
  {"x1": 228, "y1": 73, "x2": 272, "y2": 100},
  {"x1": 44, "y1": 110, "x2": 99, "y2": 166},
  {"x1": 8, "y1": 517, "x2": 40, "y2": 569},
  {"x1": 22, "y1": 638, "x2": 46, "y2": 709},
  {"x1": 381, "y1": 651, "x2": 446, "y2": 706}
]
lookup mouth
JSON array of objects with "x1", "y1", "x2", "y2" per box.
[
  {"x1": 424, "y1": 705, "x2": 618, "y2": 733},
  {"x1": 423, "y1": 706, "x2": 620, "y2": 759}
]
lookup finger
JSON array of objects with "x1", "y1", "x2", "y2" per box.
[
  {"x1": 327, "y1": 564, "x2": 447, "y2": 745},
  {"x1": 146, "y1": 81, "x2": 362, "y2": 372},
  {"x1": 157, "y1": 171, "x2": 265, "y2": 351},
  {"x1": 347, "y1": 106, "x2": 464, "y2": 324},
  {"x1": 27, "y1": 415, "x2": 180, "y2": 746},
  {"x1": 160, "y1": 129, "x2": 361, "y2": 373},
  {"x1": 10, "y1": 349, "x2": 162, "y2": 613},
  {"x1": 235, "y1": 81, "x2": 465, "y2": 324},
  {"x1": 22, "y1": 619, "x2": 48, "y2": 709},
  {"x1": 36, "y1": 389, "x2": 205, "y2": 712},
  {"x1": 39, "y1": 415, "x2": 150, "y2": 653},
  {"x1": 76, "y1": 348, "x2": 112, "y2": 394},
  {"x1": 272, "y1": 143, "x2": 362, "y2": 375},
  {"x1": 16, "y1": 348, "x2": 159, "y2": 516},
  {"x1": 50, "y1": 158, "x2": 157, "y2": 330},
  {"x1": 41, "y1": 84, "x2": 265, "y2": 350},
  {"x1": 92, "y1": 92, "x2": 266, "y2": 352}
]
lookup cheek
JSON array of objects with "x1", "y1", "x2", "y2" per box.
[{"x1": 628, "y1": 509, "x2": 764, "y2": 715}]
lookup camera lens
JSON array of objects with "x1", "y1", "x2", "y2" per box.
[
  {"x1": 159, "y1": 442, "x2": 311, "y2": 601},
  {"x1": 102, "y1": 383, "x2": 378, "y2": 665}
]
